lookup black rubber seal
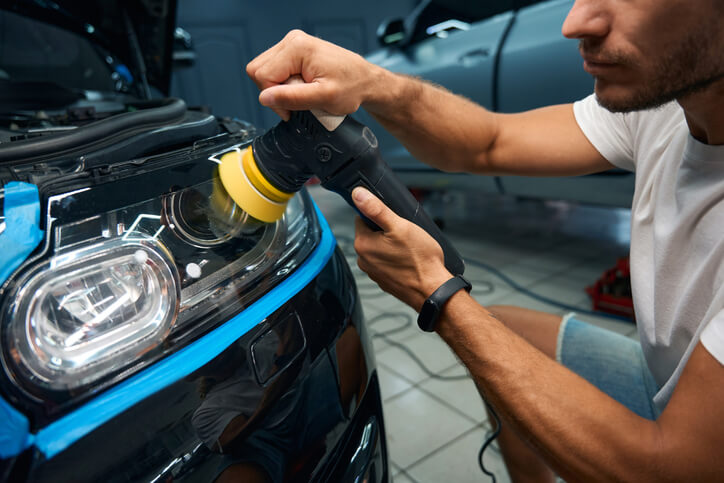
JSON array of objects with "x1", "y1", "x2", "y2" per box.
[{"x1": 0, "y1": 98, "x2": 187, "y2": 163}]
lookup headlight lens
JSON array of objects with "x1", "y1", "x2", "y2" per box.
[
  {"x1": 10, "y1": 240, "x2": 179, "y2": 390},
  {"x1": 1, "y1": 148, "x2": 320, "y2": 402}
]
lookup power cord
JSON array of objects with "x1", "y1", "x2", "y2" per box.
[{"x1": 480, "y1": 399, "x2": 502, "y2": 483}]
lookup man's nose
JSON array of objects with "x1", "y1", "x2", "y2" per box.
[{"x1": 562, "y1": 0, "x2": 610, "y2": 39}]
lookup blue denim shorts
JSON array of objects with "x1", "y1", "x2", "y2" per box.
[{"x1": 556, "y1": 314, "x2": 661, "y2": 420}]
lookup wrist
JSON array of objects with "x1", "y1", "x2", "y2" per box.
[
  {"x1": 433, "y1": 289, "x2": 478, "y2": 337},
  {"x1": 417, "y1": 269, "x2": 455, "y2": 311},
  {"x1": 417, "y1": 274, "x2": 471, "y2": 332},
  {"x1": 362, "y1": 68, "x2": 416, "y2": 118}
]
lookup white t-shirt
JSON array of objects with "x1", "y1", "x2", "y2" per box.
[{"x1": 573, "y1": 94, "x2": 724, "y2": 411}]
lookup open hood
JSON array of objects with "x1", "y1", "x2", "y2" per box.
[{"x1": 1, "y1": 0, "x2": 177, "y2": 95}]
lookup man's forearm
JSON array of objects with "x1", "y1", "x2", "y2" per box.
[
  {"x1": 362, "y1": 69, "x2": 499, "y2": 174},
  {"x1": 436, "y1": 291, "x2": 663, "y2": 482}
]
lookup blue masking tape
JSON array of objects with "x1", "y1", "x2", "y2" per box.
[
  {"x1": 0, "y1": 182, "x2": 44, "y2": 284},
  {"x1": 0, "y1": 398, "x2": 32, "y2": 459},
  {"x1": 0, "y1": 181, "x2": 44, "y2": 458}
]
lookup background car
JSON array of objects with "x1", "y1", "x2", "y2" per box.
[
  {"x1": 0, "y1": 2, "x2": 387, "y2": 481},
  {"x1": 358, "y1": 0, "x2": 635, "y2": 208}
]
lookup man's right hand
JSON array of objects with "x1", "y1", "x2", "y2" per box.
[{"x1": 246, "y1": 30, "x2": 383, "y2": 121}]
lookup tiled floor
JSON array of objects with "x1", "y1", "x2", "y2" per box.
[{"x1": 309, "y1": 185, "x2": 635, "y2": 483}]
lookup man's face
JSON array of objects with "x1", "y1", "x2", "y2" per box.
[{"x1": 562, "y1": 0, "x2": 724, "y2": 112}]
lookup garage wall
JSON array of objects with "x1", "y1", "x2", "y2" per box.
[{"x1": 171, "y1": 0, "x2": 416, "y2": 129}]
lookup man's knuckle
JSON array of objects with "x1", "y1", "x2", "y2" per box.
[
  {"x1": 353, "y1": 237, "x2": 365, "y2": 253},
  {"x1": 395, "y1": 222, "x2": 410, "y2": 238},
  {"x1": 286, "y1": 29, "x2": 308, "y2": 45}
]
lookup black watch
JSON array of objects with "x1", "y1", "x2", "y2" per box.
[{"x1": 417, "y1": 275, "x2": 472, "y2": 332}]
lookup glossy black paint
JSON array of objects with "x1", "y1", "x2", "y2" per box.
[{"x1": 12, "y1": 248, "x2": 386, "y2": 482}]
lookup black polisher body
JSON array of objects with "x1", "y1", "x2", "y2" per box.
[{"x1": 251, "y1": 111, "x2": 465, "y2": 276}]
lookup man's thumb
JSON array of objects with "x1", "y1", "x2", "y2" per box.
[{"x1": 352, "y1": 187, "x2": 397, "y2": 232}]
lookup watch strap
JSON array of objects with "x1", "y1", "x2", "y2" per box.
[{"x1": 417, "y1": 275, "x2": 472, "y2": 332}]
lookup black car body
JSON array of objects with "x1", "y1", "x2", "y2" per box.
[{"x1": 0, "y1": 1, "x2": 388, "y2": 481}]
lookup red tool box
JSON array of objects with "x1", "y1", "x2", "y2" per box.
[{"x1": 586, "y1": 257, "x2": 635, "y2": 321}]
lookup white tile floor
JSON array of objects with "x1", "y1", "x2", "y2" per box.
[{"x1": 308, "y1": 185, "x2": 635, "y2": 483}]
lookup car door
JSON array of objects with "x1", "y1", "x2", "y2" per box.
[
  {"x1": 358, "y1": 2, "x2": 515, "y2": 185},
  {"x1": 496, "y1": 0, "x2": 634, "y2": 207},
  {"x1": 498, "y1": 0, "x2": 593, "y2": 112},
  {"x1": 362, "y1": 0, "x2": 634, "y2": 207}
]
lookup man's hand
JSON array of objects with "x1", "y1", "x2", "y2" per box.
[
  {"x1": 351, "y1": 187, "x2": 452, "y2": 311},
  {"x1": 246, "y1": 30, "x2": 382, "y2": 121}
]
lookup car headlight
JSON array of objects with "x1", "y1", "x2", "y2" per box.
[
  {"x1": 9, "y1": 239, "x2": 179, "y2": 391},
  {"x1": 1, "y1": 143, "x2": 321, "y2": 408}
]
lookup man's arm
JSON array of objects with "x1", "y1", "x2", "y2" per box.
[
  {"x1": 350, "y1": 188, "x2": 724, "y2": 482},
  {"x1": 438, "y1": 293, "x2": 724, "y2": 482},
  {"x1": 246, "y1": 30, "x2": 614, "y2": 177}
]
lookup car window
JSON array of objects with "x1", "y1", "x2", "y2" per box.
[
  {"x1": 0, "y1": 9, "x2": 115, "y2": 92},
  {"x1": 408, "y1": 0, "x2": 546, "y2": 45},
  {"x1": 430, "y1": 0, "x2": 515, "y2": 20},
  {"x1": 514, "y1": 0, "x2": 547, "y2": 8}
]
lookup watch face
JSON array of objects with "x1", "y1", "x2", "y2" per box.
[{"x1": 417, "y1": 299, "x2": 439, "y2": 332}]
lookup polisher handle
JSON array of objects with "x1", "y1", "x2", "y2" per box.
[{"x1": 335, "y1": 163, "x2": 465, "y2": 277}]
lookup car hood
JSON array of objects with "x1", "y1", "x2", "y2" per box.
[{"x1": 1, "y1": 0, "x2": 176, "y2": 94}]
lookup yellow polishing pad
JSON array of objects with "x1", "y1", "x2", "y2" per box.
[{"x1": 217, "y1": 146, "x2": 294, "y2": 223}]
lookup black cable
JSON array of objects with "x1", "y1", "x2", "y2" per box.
[
  {"x1": 479, "y1": 399, "x2": 502, "y2": 483},
  {"x1": 123, "y1": 9, "x2": 152, "y2": 99}
]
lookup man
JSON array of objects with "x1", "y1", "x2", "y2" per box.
[{"x1": 246, "y1": 0, "x2": 724, "y2": 480}]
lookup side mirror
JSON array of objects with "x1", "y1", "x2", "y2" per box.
[
  {"x1": 172, "y1": 27, "x2": 196, "y2": 67},
  {"x1": 376, "y1": 18, "x2": 406, "y2": 46}
]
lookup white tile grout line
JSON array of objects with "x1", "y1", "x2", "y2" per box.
[{"x1": 395, "y1": 468, "x2": 421, "y2": 483}]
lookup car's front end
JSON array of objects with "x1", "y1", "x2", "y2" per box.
[{"x1": 0, "y1": 2, "x2": 388, "y2": 481}]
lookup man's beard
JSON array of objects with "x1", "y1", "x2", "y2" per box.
[{"x1": 585, "y1": 30, "x2": 724, "y2": 113}]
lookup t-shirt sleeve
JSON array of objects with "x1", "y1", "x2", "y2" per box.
[
  {"x1": 572, "y1": 94, "x2": 636, "y2": 172},
  {"x1": 701, "y1": 311, "x2": 724, "y2": 366}
]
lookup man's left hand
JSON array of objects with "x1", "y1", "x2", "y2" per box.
[{"x1": 352, "y1": 187, "x2": 452, "y2": 311}]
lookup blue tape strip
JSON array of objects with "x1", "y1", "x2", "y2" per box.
[
  {"x1": 0, "y1": 182, "x2": 44, "y2": 285},
  {"x1": 0, "y1": 398, "x2": 32, "y2": 459},
  {"x1": 0, "y1": 182, "x2": 44, "y2": 459},
  {"x1": 34, "y1": 204, "x2": 336, "y2": 459}
]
